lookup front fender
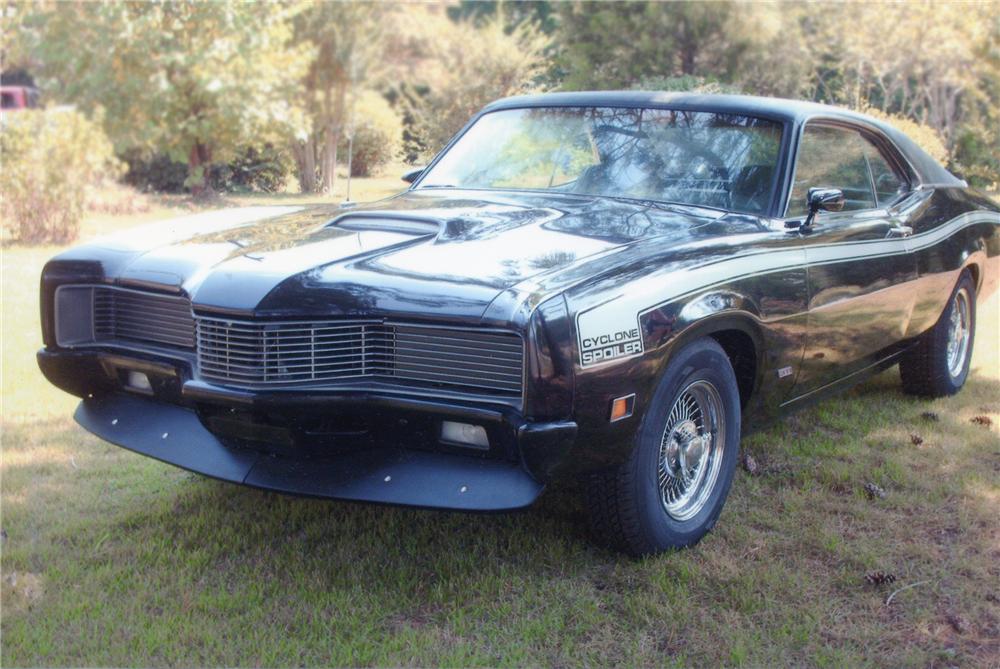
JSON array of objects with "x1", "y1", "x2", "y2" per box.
[
  {"x1": 641, "y1": 303, "x2": 772, "y2": 427},
  {"x1": 561, "y1": 303, "x2": 777, "y2": 477}
]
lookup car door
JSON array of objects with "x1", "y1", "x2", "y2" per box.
[{"x1": 785, "y1": 122, "x2": 918, "y2": 398}]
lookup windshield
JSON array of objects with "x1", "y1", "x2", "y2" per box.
[{"x1": 418, "y1": 106, "x2": 784, "y2": 215}]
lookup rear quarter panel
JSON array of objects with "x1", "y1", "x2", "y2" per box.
[{"x1": 904, "y1": 188, "x2": 1000, "y2": 338}]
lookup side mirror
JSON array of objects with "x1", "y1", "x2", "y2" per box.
[
  {"x1": 401, "y1": 167, "x2": 424, "y2": 184},
  {"x1": 802, "y1": 187, "x2": 844, "y2": 229},
  {"x1": 808, "y1": 187, "x2": 845, "y2": 213}
]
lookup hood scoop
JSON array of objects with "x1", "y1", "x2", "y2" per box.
[{"x1": 330, "y1": 213, "x2": 441, "y2": 236}]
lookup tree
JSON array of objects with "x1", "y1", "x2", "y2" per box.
[
  {"x1": 805, "y1": 2, "x2": 987, "y2": 150},
  {"x1": 952, "y1": 11, "x2": 1000, "y2": 186},
  {"x1": 290, "y1": 2, "x2": 391, "y2": 193},
  {"x1": 341, "y1": 90, "x2": 403, "y2": 177},
  {"x1": 405, "y1": 12, "x2": 551, "y2": 157},
  {"x1": 18, "y1": 1, "x2": 309, "y2": 196},
  {"x1": 447, "y1": 0, "x2": 558, "y2": 35},
  {"x1": 556, "y1": 2, "x2": 746, "y2": 90}
]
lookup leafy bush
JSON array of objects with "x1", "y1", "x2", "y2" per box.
[
  {"x1": 208, "y1": 144, "x2": 293, "y2": 193},
  {"x1": 859, "y1": 106, "x2": 948, "y2": 165},
  {"x1": 343, "y1": 91, "x2": 403, "y2": 177},
  {"x1": 1, "y1": 108, "x2": 121, "y2": 244},
  {"x1": 122, "y1": 151, "x2": 189, "y2": 194},
  {"x1": 123, "y1": 145, "x2": 293, "y2": 194},
  {"x1": 951, "y1": 122, "x2": 999, "y2": 189}
]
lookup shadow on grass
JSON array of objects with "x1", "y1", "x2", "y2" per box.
[
  {"x1": 1, "y1": 415, "x2": 602, "y2": 581},
  {"x1": 5, "y1": 367, "x2": 998, "y2": 579},
  {"x1": 3, "y1": 367, "x2": 998, "y2": 666}
]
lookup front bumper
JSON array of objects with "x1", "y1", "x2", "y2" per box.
[{"x1": 40, "y1": 349, "x2": 577, "y2": 511}]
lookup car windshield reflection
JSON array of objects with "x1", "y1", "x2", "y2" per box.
[{"x1": 418, "y1": 106, "x2": 783, "y2": 216}]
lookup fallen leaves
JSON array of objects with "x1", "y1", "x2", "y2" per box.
[
  {"x1": 970, "y1": 415, "x2": 993, "y2": 427},
  {"x1": 741, "y1": 451, "x2": 759, "y2": 476},
  {"x1": 920, "y1": 411, "x2": 940, "y2": 422},
  {"x1": 910, "y1": 433, "x2": 924, "y2": 446}
]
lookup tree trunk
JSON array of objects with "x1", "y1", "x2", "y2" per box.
[
  {"x1": 322, "y1": 123, "x2": 340, "y2": 194},
  {"x1": 303, "y1": 137, "x2": 317, "y2": 193},
  {"x1": 331, "y1": 135, "x2": 339, "y2": 194},
  {"x1": 345, "y1": 132, "x2": 354, "y2": 201},
  {"x1": 680, "y1": 43, "x2": 697, "y2": 76},
  {"x1": 188, "y1": 142, "x2": 213, "y2": 199},
  {"x1": 323, "y1": 124, "x2": 340, "y2": 193},
  {"x1": 321, "y1": 129, "x2": 333, "y2": 193},
  {"x1": 292, "y1": 137, "x2": 317, "y2": 193}
]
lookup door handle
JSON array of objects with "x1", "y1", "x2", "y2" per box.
[{"x1": 887, "y1": 225, "x2": 913, "y2": 239}]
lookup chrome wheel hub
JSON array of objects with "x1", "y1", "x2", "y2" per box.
[
  {"x1": 946, "y1": 287, "x2": 971, "y2": 378},
  {"x1": 658, "y1": 380, "x2": 726, "y2": 521}
]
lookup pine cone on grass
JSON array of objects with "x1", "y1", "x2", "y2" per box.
[
  {"x1": 741, "y1": 452, "x2": 760, "y2": 476},
  {"x1": 863, "y1": 482, "x2": 887, "y2": 500},
  {"x1": 865, "y1": 571, "x2": 897, "y2": 586}
]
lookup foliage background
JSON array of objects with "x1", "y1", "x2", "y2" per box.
[{"x1": 3, "y1": 2, "x2": 998, "y2": 212}]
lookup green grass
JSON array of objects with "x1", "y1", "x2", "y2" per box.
[{"x1": 2, "y1": 181, "x2": 999, "y2": 667}]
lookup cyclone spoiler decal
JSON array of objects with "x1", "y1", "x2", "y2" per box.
[{"x1": 576, "y1": 295, "x2": 645, "y2": 367}]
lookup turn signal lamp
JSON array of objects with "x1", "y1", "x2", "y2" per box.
[{"x1": 609, "y1": 394, "x2": 636, "y2": 422}]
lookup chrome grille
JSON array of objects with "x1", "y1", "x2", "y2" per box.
[
  {"x1": 196, "y1": 317, "x2": 524, "y2": 397},
  {"x1": 391, "y1": 326, "x2": 523, "y2": 394},
  {"x1": 93, "y1": 287, "x2": 195, "y2": 349}
]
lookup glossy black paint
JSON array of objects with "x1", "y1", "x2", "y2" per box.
[
  {"x1": 38, "y1": 93, "x2": 1000, "y2": 510},
  {"x1": 76, "y1": 393, "x2": 543, "y2": 511}
]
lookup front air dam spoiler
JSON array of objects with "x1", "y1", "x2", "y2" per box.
[{"x1": 75, "y1": 393, "x2": 543, "y2": 511}]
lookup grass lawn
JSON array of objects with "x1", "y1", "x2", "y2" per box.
[{"x1": 2, "y1": 180, "x2": 999, "y2": 667}]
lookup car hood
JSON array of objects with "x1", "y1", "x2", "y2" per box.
[{"x1": 61, "y1": 190, "x2": 732, "y2": 324}]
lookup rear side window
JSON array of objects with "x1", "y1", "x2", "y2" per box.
[
  {"x1": 787, "y1": 124, "x2": 909, "y2": 217},
  {"x1": 787, "y1": 125, "x2": 875, "y2": 216},
  {"x1": 865, "y1": 146, "x2": 905, "y2": 206}
]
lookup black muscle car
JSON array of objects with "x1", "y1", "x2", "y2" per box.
[{"x1": 38, "y1": 93, "x2": 999, "y2": 555}]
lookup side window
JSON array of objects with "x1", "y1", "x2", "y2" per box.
[
  {"x1": 787, "y1": 125, "x2": 875, "y2": 217},
  {"x1": 864, "y1": 141, "x2": 906, "y2": 207}
]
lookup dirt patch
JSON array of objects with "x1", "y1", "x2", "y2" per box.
[{"x1": 2, "y1": 571, "x2": 45, "y2": 615}]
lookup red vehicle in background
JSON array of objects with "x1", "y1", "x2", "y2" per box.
[{"x1": 0, "y1": 86, "x2": 41, "y2": 110}]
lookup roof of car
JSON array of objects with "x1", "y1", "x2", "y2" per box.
[
  {"x1": 486, "y1": 91, "x2": 841, "y2": 122},
  {"x1": 484, "y1": 92, "x2": 963, "y2": 187}
]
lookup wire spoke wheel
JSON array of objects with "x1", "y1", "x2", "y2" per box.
[
  {"x1": 900, "y1": 271, "x2": 976, "y2": 398},
  {"x1": 946, "y1": 286, "x2": 971, "y2": 378},
  {"x1": 585, "y1": 338, "x2": 740, "y2": 555},
  {"x1": 657, "y1": 379, "x2": 726, "y2": 521}
]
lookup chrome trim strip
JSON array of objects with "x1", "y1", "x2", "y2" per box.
[{"x1": 575, "y1": 210, "x2": 999, "y2": 370}]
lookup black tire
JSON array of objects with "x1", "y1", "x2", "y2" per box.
[
  {"x1": 586, "y1": 338, "x2": 741, "y2": 557},
  {"x1": 900, "y1": 271, "x2": 976, "y2": 398}
]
